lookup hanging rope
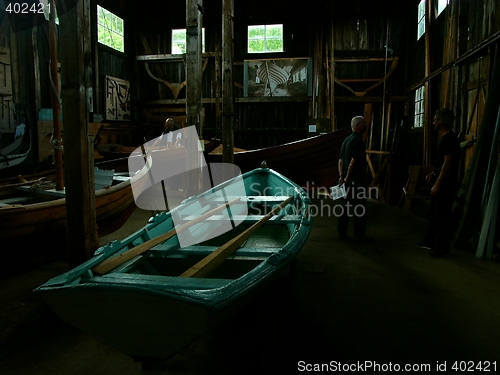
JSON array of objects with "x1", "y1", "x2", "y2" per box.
[{"x1": 50, "y1": 134, "x2": 63, "y2": 164}]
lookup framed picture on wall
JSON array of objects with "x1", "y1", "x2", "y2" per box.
[
  {"x1": 105, "y1": 75, "x2": 131, "y2": 121},
  {"x1": 244, "y1": 58, "x2": 312, "y2": 97}
]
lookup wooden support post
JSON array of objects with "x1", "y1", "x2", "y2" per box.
[
  {"x1": 186, "y1": 0, "x2": 204, "y2": 196},
  {"x1": 49, "y1": 4, "x2": 64, "y2": 191},
  {"x1": 424, "y1": 0, "x2": 434, "y2": 167},
  {"x1": 363, "y1": 103, "x2": 372, "y2": 143},
  {"x1": 385, "y1": 102, "x2": 392, "y2": 150},
  {"x1": 32, "y1": 26, "x2": 41, "y2": 115},
  {"x1": 380, "y1": 16, "x2": 390, "y2": 153},
  {"x1": 90, "y1": 1, "x2": 100, "y2": 116},
  {"x1": 330, "y1": 20, "x2": 335, "y2": 131},
  {"x1": 186, "y1": 0, "x2": 203, "y2": 136},
  {"x1": 222, "y1": 0, "x2": 235, "y2": 170},
  {"x1": 57, "y1": 0, "x2": 98, "y2": 267},
  {"x1": 215, "y1": 42, "x2": 222, "y2": 135}
]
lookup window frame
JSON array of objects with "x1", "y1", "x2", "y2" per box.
[
  {"x1": 247, "y1": 24, "x2": 284, "y2": 54},
  {"x1": 414, "y1": 86, "x2": 425, "y2": 129},
  {"x1": 97, "y1": 5, "x2": 124, "y2": 53},
  {"x1": 436, "y1": 0, "x2": 450, "y2": 17},
  {"x1": 417, "y1": 0, "x2": 426, "y2": 40}
]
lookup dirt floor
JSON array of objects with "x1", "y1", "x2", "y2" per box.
[{"x1": 1, "y1": 198, "x2": 499, "y2": 374}]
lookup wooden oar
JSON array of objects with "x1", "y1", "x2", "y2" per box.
[
  {"x1": 180, "y1": 196, "x2": 294, "y2": 278},
  {"x1": 91, "y1": 197, "x2": 242, "y2": 275}
]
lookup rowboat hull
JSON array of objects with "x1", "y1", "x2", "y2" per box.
[
  {"x1": 207, "y1": 127, "x2": 351, "y2": 189},
  {"x1": 0, "y1": 165, "x2": 136, "y2": 254},
  {"x1": 34, "y1": 165, "x2": 312, "y2": 362}
]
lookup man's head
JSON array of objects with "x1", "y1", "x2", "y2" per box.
[
  {"x1": 434, "y1": 109, "x2": 454, "y2": 130},
  {"x1": 351, "y1": 116, "x2": 367, "y2": 134},
  {"x1": 164, "y1": 118, "x2": 175, "y2": 130}
]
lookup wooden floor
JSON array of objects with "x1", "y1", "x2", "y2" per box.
[{"x1": 1, "y1": 198, "x2": 499, "y2": 374}]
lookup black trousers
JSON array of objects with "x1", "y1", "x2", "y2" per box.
[
  {"x1": 424, "y1": 192, "x2": 455, "y2": 252},
  {"x1": 337, "y1": 180, "x2": 367, "y2": 238}
]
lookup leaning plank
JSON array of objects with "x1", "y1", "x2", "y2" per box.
[
  {"x1": 180, "y1": 196, "x2": 294, "y2": 278},
  {"x1": 91, "y1": 197, "x2": 241, "y2": 275}
]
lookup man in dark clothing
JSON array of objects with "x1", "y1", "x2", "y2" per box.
[
  {"x1": 162, "y1": 118, "x2": 182, "y2": 147},
  {"x1": 337, "y1": 116, "x2": 372, "y2": 242},
  {"x1": 419, "y1": 108, "x2": 461, "y2": 257}
]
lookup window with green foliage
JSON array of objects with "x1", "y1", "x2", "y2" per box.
[
  {"x1": 248, "y1": 24, "x2": 283, "y2": 53},
  {"x1": 97, "y1": 5, "x2": 124, "y2": 53},
  {"x1": 417, "y1": 0, "x2": 425, "y2": 40},
  {"x1": 172, "y1": 28, "x2": 205, "y2": 54},
  {"x1": 414, "y1": 86, "x2": 425, "y2": 128},
  {"x1": 437, "y1": 0, "x2": 450, "y2": 16}
]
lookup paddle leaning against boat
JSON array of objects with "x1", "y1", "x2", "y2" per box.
[{"x1": 34, "y1": 130, "x2": 313, "y2": 364}]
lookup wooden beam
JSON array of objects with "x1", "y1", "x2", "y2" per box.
[
  {"x1": 215, "y1": 42, "x2": 222, "y2": 135},
  {"x1": 49, "y1": 5, "x2": 64, "y2": 191},
  {"x1": 180, "y1": 196, "x2": 294, "y2": 278},
  {"x1": 186, "y1": 0, "x2": 203, "y2": 133},
  {"x1": 57, "y1": 0, "x2": 98, "y2": 266},
  {"x1": 31, "y1": 27, "x2": 41, "y2": 114},
  {"x1": 334, "y1": 58, "x2": 399, "y2": 62},
  {"x1": 423, "y1": 0, "x2": 433, "y2": 166},
  {"x1": 136, "y1": 52, "x2": 220, "y2": 61},
  {"x1": 91, "y1": 198, "x2": 242, "y2": 275},
  {"x1": 142, "y1": 96, "x2": 410, "y2": 106},
  {"x1": 186, "y1": 0, "x2": 204, "y2": 196},
  {"x1": 362, "y1": 103, "x2": 372, "y2": 143},
  {"x1": 330, "y1": 20, "x2": 335, "y2": 131},
  {"x1": 90, "y1": 1, "x2": 100, "y2": 115},
  {"x1": 222, "y1": 0, "x2": 235, "y2": 169}
]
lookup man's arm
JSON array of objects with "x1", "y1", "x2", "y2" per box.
[
  {"x1": 338, "y1": 159, "x2": 344, "y2": 185},
  {"x1": 431, "y1": 154, "x2": 454, "y2": 196},
  {"x1": 344, "y1": 158, "x2": 358, "y2": 184}
]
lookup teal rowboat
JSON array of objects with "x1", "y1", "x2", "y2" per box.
[{"x1": 34, "y1": 163, "x2": 312, "y2": 363}]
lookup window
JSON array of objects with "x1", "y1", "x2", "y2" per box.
[
  {"x1": 417, "y1": 0, "x2": 425, "y2": 40},
  {"x1": 437, "y1": 0, "x2": 450, "y2": 16},
  {"x1": 248, "y1": 24, "x2": 283, "y2": 53},
  {"x1": 97, "y1": 5, "x2": 124, "y2": 52},
  {"x1": 414, "y1": 86, "x2": 425, "y2": 128},
  {"x1": 172, "y1": 28, "x2": 205, "y2": 54}
]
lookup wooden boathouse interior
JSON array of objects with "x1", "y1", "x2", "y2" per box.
[{"x1": 0, "y1": 0, "x2": 500, "y2": 372}]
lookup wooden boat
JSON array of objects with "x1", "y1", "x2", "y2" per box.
[
  {"x1": 0, "y1": 123, "x2": 33, "y2": 178},
  {"x1": 34, "y1": 163, "x2": 312, "y2": 363},
  {"x1": 97, "y1": 138, "x2": 221, "y2": 161},
  {"x1": 0, "y1": 158, "x2": 144, "y2": 254},
  {"x1": 207, "y1": 126, "x2": 352, "y2": 190}
]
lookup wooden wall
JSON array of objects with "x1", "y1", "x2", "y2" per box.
[{"x1": 2, "y1": 0, "x2": 499, "y2": 206}]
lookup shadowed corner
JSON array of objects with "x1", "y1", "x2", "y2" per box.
[{"x1": 2, "y1": 0, "x2": 81, "y2": 33}]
